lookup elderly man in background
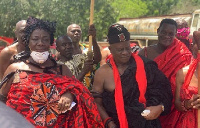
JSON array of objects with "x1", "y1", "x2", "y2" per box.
[{"x1": 0, "y1": 20, "x2": 26, "y2": 80}]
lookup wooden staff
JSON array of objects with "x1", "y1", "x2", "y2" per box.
[
  {"x1": 194, "y1": 31, "x2": 200, "y2": 128},
  {"x1": 88, "y1": 0, "x2": 94, "y2": 52},
  {"x1": 198, "y1": 51, "x2": 200, "y2": 128}
]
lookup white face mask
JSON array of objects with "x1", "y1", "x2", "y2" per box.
[{"x1": 30, "y1": 51, "x2": 49, "y2": 64}]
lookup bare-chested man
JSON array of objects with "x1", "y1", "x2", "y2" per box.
[{"x1": 0, "y1": 20, "x2": 26, "y2": 80}]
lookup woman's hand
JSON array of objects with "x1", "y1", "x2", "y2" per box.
[
  {"x1": 58, "y1": 92, "x2": 74, "y2": 112},
  {"x1": 143, "y1": 105, "x2": 163, "y2": 120}
]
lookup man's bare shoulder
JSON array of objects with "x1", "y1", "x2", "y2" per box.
[
  {"x1": 176, "y1": 65, "x2": 189, "y2": 79},
  {"x1": 96, "y1": 64, "x2": 111, "y2": 75},
  {"x1": 139, "y1": 45, "x2": 156, "y2": 55},
  {"x1": 8, "y1": 62, "x2": 27, "y2": 70},
  {"x1": 146, "y1": 44, "x2": 157, "y2": 51},
  {"x1": 0, "y1": 43, "x2": 18, "y2": 57},
  {"x1": 182, "y1": 65, "x2": 190, "y2": 75},
  {"x1": 1, "y1": 62, "x2": 28, "y2": 81}
]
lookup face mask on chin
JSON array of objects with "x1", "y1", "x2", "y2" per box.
[
  {"x1": 30, "y1": 51, "x2": 49, "y2": 64},
  {"x1": 176, "y1": 27, "x2": 190, "y2": 39}
]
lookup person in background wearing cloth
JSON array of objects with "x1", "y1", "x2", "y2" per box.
[
  {"x1": 66, "y1": 24, "x2": 101, "y2": 90},
  {"x1": 0, "y1": 20, "x2": 26, "y2": 80},
  {"x1": 175, "y1": 19, "x2": 192, "y2": 51},
  {"x1": 139, "y1": 19, "x2": 192, "y2": 128},
  {"x1": 100, "y1": 47, "x2": 111, "y2": 66},
  {"x1": 100, "y1": 43, "x2": 140, "y2": 66},
  {"x1": 0, "y1": 17, "x2": 103, "y2": 128},
  {"x1": 56, "y1": 35, "x2": 93, "y2": 83},
  {"x1": 174, "y1": 31, "x2": 200, "y2": 128},
  {"x1": 66, "y1": 24, "x2": 83, "y2": 55},
  {"x1": 91, "y1": 23, "x2": 172, "y2": 128}
]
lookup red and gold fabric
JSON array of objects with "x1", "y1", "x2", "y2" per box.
[{"x1": 6, "y1": 70, "x2": 103, "y2": 128}]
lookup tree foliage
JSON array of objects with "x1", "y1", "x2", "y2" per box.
[
  {"x1": 143, "y1": 0, "x2": 179, "y2": 16},
  {"x1": 169, "y1": 0, "x2": 200, "y2": 14},
  {"x1": 0, "y1": 0, "x2": 199, "y2": 41},
  {"x1": 110, "y1": 0, "x2": 148, "y2": 19},
  {"x1": 0, "y1": 0, "x2": 116, "y2": 41}
]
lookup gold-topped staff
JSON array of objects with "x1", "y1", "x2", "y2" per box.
[{"x1": 88, "y1": 0, "x2": 94, "y2": 52}]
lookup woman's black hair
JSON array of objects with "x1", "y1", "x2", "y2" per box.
[{"x1": 14, "y1": 16, "x2": 56, "y2": 62}]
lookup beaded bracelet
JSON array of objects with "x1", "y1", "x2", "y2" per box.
[{"x1": 181, "y1": 100, "x2": 191, "y2": 111}]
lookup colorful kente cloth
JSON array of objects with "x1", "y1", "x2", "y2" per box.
[
  {"x1": 175, "y1": 58, "x2": 198, "y2": 128},
  {"x1": 154, "y1": 38, "x2": 192, "y2": 128},
  {"x1": 6, "y1": 70, "x2": 103, "y2": 128},
  {"x1": 103, "y1": 55, "x2": 172, "y2": 128},
  {"x1": 57, "y1": 54, "x2": 99, "y2": 90},
  {"x1": 57, "y1": 54, "x2": 86, "y2": 78}
]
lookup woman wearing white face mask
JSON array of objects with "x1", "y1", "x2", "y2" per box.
[{"x1": 0, "y1": 17, "x2": 103, "y2": 128}]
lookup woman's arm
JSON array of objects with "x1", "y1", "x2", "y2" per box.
[{"x1": 0, "y1": 63, "x2": 18, "y2": 102}]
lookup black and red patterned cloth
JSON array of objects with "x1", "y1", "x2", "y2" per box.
[
  {"x1": 6, "y1": 70, "x2": 103, "y2": 128},
  {"x1": 104, "y1": 55, "x2": 172, "y2": 128}
]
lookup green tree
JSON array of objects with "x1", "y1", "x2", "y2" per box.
[
  {"x1": 144, "y1": 0, "x2": 179, "y2": 16},
  {"x1": 109, "y1": 0, "x2": 148, "y2": 19},
  {"x1": 170, "y1": 0, "x2": 200, "y2": 14},
  {"x1": 0, "y1": 0, "x2": 116, "y2": 41}
]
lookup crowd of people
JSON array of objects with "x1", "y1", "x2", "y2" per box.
[{"x1": 0, "y1": 16, "x2": 199, "y2": 128}]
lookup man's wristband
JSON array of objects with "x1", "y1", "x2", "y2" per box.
[{"x1": 104, "y1": 117, "x2": 113, "y2": 128}]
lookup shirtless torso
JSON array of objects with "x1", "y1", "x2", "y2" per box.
[{"x1": 0, "y1": 42, "x2": 25, "y2": 80}]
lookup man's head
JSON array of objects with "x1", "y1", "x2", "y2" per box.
[
  {"x1": 15, "y1": 20, "x2": 27, "y2": 44},
  {"x1": 107, "y1": 23, "x2": 132, "y2": 64},
  {"x1": 157, "y1": 19, "x2": 177, "y2": 47},
  {"x1": 56, "y1": 35, "x2": 73, "y2": 60},
  {"x1": 67, "y1": 24, "x2": 82, "y2": 44},
  {"x1": 175, "y1": 19, "x2": 190, "y2": 40}
]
